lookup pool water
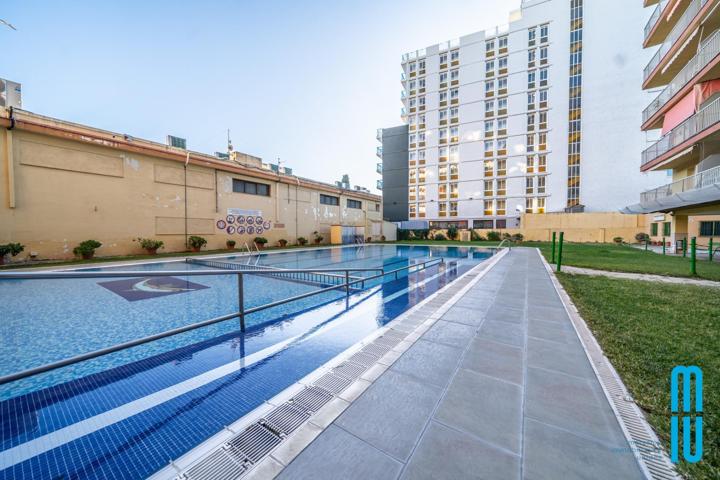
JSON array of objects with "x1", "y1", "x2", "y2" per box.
[{"x1": 0, "y1": 245, "x2": 494, "y2": 479}]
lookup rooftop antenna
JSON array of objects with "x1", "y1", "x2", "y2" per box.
[
  {"x1": 0, "y1": 19, "x2": 17, "y2": 30},
  {"x1": 227, "y1": 129, "x2": 233, "y2": 154},
  {"x1": 277, "y1": 156, "x2": 283, "y2": 175}
]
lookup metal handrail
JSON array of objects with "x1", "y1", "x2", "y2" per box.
[
  {"x1": 640, "y1": 163, "x2": 720, "y2": 202},
  {"x1": 644, "y1": 0, "x2": 708, "y2": 82},
  {"x1": 643, "y1": 30, "x2": 720, "y2": 123},
  {"x1": 645, "y1": 0, "x2": 669, "y2": 41},
  {"x1": 642, "y1": 95, "x2": 720, "y2": 167},
  {"x1": 0, "y1": 258, "x2": 445, "y2": 386}
]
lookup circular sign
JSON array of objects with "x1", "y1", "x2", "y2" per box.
[
  {"x1": 263, "y1": 221, "x2": 271, "y2": 230},
  {"x1": 256, "y1": 227, "x2": 264, "y2": 235},
  {"x1": 236, "y1": 215, "x2": 245, "y2": 224},
  {"x1": 246, "y1": 216, "x2": 255, "y2": 225},
  {"x1": 255, "y1": 216, "x2": 263, "y2": 224},
  {"x1": 226, "y1": 226, "x2": 236, "y2": 234},
  {"x1": 247, "y1": 225, "x2": 255, "y2": 234},
  {"x1": 226, "y1": 215, "x2": 235, "y2": 224},
  {"x1": 216, "y1": 220, "x2": 227, "y2": 230},
  {"x1": 237, "y1": 226, "x2": 246, "y2": 235}
]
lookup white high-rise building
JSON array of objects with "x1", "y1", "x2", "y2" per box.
[{"x1": 399, "y1": 0, "x2": 666, "y2": 229}]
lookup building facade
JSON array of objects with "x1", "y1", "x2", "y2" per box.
[
  {"x1": 623, "y1": 0, "x2": 720, "y2": 249},
  {"x1": 377, "y1": 125, "x2": 409, "y2": 222},
  {"x1": 0, "y1": 108, "x2": 384, "y2": 260},
  {"x1": 386, "y1": 0, "x2": 665, "y2": 230}
]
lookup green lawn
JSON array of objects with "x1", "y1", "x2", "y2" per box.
[
  {"x1": 558, "y1": 274, "x2": 718, "y2": 480},
  {"x1": 533, "y1": 241, "x2": 720, "y2": 282}
]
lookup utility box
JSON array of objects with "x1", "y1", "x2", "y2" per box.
[{"x1": 0, "y1": 79, "x2": 22, "y2": 109}]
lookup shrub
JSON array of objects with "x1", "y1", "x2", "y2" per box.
[
  {"x1": 313, "y1": 231, "x2": 323, "y2": 244},
  {"x1": 434, "y1": 233, "x2": 447, "y2": 241},
  {"x1": 278, "y1": 239, "x2": 288, "y2": 247},
  {"x1": 366, "y1": 236, "x2": 372, "y2": 243},
  {"x1": 613, "y1": 236, "x2": 624, "y2": 244},
  {"x1": 635, "y1": 232, "x2": 650, "y2": 243},
  {"x1": 0, "y1": 243, "x2": 24, "y2": 264},
  {"x1": 226, "y1": 239, "x2": 236, "y2": 248},
  {"x1": 397, "y1": 229, "x2": 411, "y2": 241},
  {"x1": 254, "y1": 236, "x2": 268, "y2": 245},
  {"x1": 297, "y1": 237, "x2": 308, "y2": 246},
  {"x1": 412, "y1": 229, "x2": 430, "y2": 240},
  {"x1": 447, "y1": 225, "x2": 459, "y2": 240},
  {"x1": 511, "y1": 233, "x2": 524, "y2": 243},
  {"x1": 73, "y1": 240, "x2": 102, "y2": 259},
  {"x1": 135, "y1": 237, "x2": 164, "y2": 253},
  {"x1": 486, "y1": 231, "x2": 502, "y2": 241},
  {"x1": 380, "y1": 235, "x2": 386, "y2": 242},
  {"x1": 187, "y1": 236, "x2": 207, "y2": 251},
  {"x1": 502, "y1": 232, "x2": 512, "y2": 240}
]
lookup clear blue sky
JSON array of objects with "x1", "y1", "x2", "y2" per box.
[{"x1": 1, "y1": 0, "x2": 518, "y2": 192}]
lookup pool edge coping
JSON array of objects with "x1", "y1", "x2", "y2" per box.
[
  {"x1": 538, "y1": 249, "x2": 680, "y2": 480},
  {"x1": 148, "y1": 247, "x2": 509, "y2": 479}
]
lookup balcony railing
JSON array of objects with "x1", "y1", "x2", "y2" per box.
[
  {"x1": 640, "y1": 163, "x2": 720, "y2": 202},
  {"x1": 376, "y1": 146, "x2": 383, "y2": 158},
  {"x1": 643, "y1": 30, "x2": 720, "y2": 123},
  {"x1": 376, "y1": 128, "x2": 382, "y2": 142},
  {"x1": 642, "y1": 96, "x2": 720, "y2": 166},
  {"x1": 376, "y1": 162, "x2": 383, "y2": 174},
  {"x1": 644, "y1": 0, "x2": 669, "y2": 41},
  {"x1": 644, "y1": 0, "x2": 708, "y2": 83},
  {"x1": 376, "y1": 179, "x2": 383, "y2": 190}
]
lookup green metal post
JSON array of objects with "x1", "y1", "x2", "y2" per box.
[
  {"x1": 690, "y1": 237, "x2": 697, "y2": 275},
  {"x1": 645, "y1": 238, "x2": 649, "y2": 251},
  {"x1": 682, "y1": 238, "x2": 687, "y2": 258},
  {"x1": 662, "y1": 237, "x2": 666, "y2": 255},
  {"x1": 556, "y1": 232, "x2": 564, "y2": 273},
  {"x1": 710, "y1": 238, "x2": 714, "y2": 262},
  {"x1": 551, "y1": 232, "x2": 556, "y2": 263}
]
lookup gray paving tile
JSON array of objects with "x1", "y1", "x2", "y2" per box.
[
  {"x1": 527, "y1": 337, "x2": 595, "y2": 379},
  {"x1": 336, "y1": 370, "x2": 443, "y2": 461},
  {"x1": 421, "y1": 320, "x2": 476, "y2": 349},
  {"x1": 525, "y1": 367, "x2": 627, "y2": 446},
  {"x1": 523, "y1": 418, "x2": 644, "y2": 480},
  {"x1": 402, "y1": 422, "x2": 521, "y2": 480},
  {"x1": 527, "y1": 304, "x2": 569, "y2": 323},
  {"x1": 277, "y1": 425, "x2": 403, "y2": 480},
  {"x1": 477, "y1": 319, "x2": 524, "y2": 347},
  {"x1": 390, "y1": 339, "x2": 463, "y2": 388},
  {"x1": 527, "y1": 318, "x2": 581, "y2": 346},
  {"x1": 440, "y1": 305, "x2": 485, "y2": 326},
  {"x1": 461, "y1": 337, "x2": 524, "y2": 385},
  {"x1": 435, "y1": 368, "x2": 523, "y2": 453},
  {"x1": 484, "y1": 304, "x2": 525, "y2": 325}
]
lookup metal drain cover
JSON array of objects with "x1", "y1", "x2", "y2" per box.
[
  {"x1": 346, "y1": 351, "x2": 378, "y2": 367},
  {"x1": 184, "y1": 448, "x2": 247, "y2": 480},
  {"x1": 261, "y1": 403, "x2": 309, "y2": 436},
  {"x1": 362, "y1": 343, "x2": 391, "y2": 357},
  {"x1": 313, "y1": 373, "x2": 352, "y2": 394},
  {"x1": 333, "y1": 361, "x2": 368, "y2": 379},
  {"x1": 374, "y1": 335, "x2": 401, "y2": 348},
  {"x1": 291, "y1": 386, "x2": 334, "y2": 413},
  {"x1": 227, "y1": 423, "x2": 281, "y2": 463}
]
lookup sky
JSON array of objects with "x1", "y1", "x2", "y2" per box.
[{"x1": 1, "y1": 0, "x2": 520, "y2": 192}]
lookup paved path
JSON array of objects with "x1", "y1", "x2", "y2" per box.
[
  {"x1": 562, "y1": 265, "x2": 720, "y2": 288},
  {"x1": 276, "y1": 249, "x2": 644, "y2": 479}
]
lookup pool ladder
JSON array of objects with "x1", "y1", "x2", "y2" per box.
[{"x1": 243, "y1": 242, "x2": 261, "y2": 265}]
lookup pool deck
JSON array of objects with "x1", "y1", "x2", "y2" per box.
[{"x1": 258, "y1": 249, "x2": 650, "y2": 479}]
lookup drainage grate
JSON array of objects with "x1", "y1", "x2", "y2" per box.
[
  {"x1": 261, "y1": 403, "x2": 309, "y2": 436},
  {"x1": 333, "y1": 361, "x2": 368, "y2": 379},
  {"x1": 373, "y1": 335, "x2": 401, "y2": 348},
  {"x1": 361, "y1": 342, "x2": 392, "y2": 358},
  {"x1": 345, "y1": 351, "x2": 378, "y2": 367},
  {"x1": 313, "y1": 372, "x2": 352, "y2": 394},
  {"x1": 227, "y1": 423, "x2": 281, "y2": 463},
  {"x1": 290, "y1": 386, "x2": 334, "y2": 413},
  {"x1": 382, "y1": 329, "x2": 407, "y2": 340},
  {"x1": 183, "y1": 447, "x2": 247, "y2": 480}
]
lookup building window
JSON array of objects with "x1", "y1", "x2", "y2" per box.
[
  {"x1": 450, "y1": 126, "x2": 459, "y2": 142},
  {"x1": 528, "y1": 27, "x2": 537, "y2": 46},
  {"x1": 439, "y1": 183, "x2": 447, "y2": 198},
  {"x1": 498, "y1": 36, "x2": 508, "y2": 50},
  {"x1": 449, "y1": 145, "x2": 459, "y2": 162},
  {"x1": 496, "y1": 179, "x2": 506, "y2": 196},
  {"x1": 527, "y1": 134, "x2": 535, "y2": 152},
  {"x1": 484, "y1": 180, "x2": 493, "y2": 196},
  {"x1": 539, "y1": 67, "x2": 548, "y2": 86},
  {"x1": 439, "y1": 164, "x2": 448, "y2": 179},
  {"x1": 651, "y1": 223, "x2": 659, "y2": 236},
  {"x1": 528, "y1": 91, "x2": 536, "y2": 110},
  {"x1": 699, "y1": 221, "x2": 720, "y2": 236},
  {"x1": 409, "y1": 204, "x2": 417, "y2": 217},
  {"x1": 347, "y1": 199, "x2": 362, "y2": 209},
  {"x1": 537, "y1": 175, "x2": 546, "y2": 194},
  {"x1": 449, "y1": 163, "x2": 459, "y2": 178},
  {"x1": 537, "y1": 197, "x2": 545, "y2": 213},
  {"x1": 439, "y1": 202, "x2": 447, "y2": 215},
  {"x1": 496, "y1": 199, "x2": 506, "y2": 215},
  {"x1": 409, "y1": 185, "x2": 416, "y2": 200},
  {"x1": 526, "y1": 155, "x2": 535, "y2": 173},
  {"x1": 439, "y1": 53, "x2": 447, "y2": 66},
  {"x1": 486, "y1": 60, "x2": 495, "y2": 73},
  {"x1": 484, "y1": 160, "x2": 494, "y2": 177},
  {"x1": 526, "y1": 176, "x2": 534, "y2": 194},
  {"x1": 449, "y1": 182, "x2": 459, "y2": 198},
  {"x1": 526, "y1": 197, "x2": 534, "y2": 213},
  {"x1": 528, "y1": 70, "x2": 536, "y2": 89},
  {"x1": 528, "y1": 49, "x2": 536, "y2": 65},
  {"x1": 538, "y1": 154, "x2": 547, "y2": 172},
  {"x1": 418, "y1": 167, "x2": 426, "y2": 183},
  {"x1": 540, "y1": 24, "x2": 549, "y2": 43},
  {"x1": 567, "y1": 0, "x2": 583, "y2": 208},
  {"x1": 418, "y1": 184, "x2": 426, "y2": 200},
  {"x1": 497, "y1": 159, "x2": 507, "y2": 176},
  {"x1": 474, "y1": 219, "x2": 493, "y2": 229},
  {"x1": 486, "y1": 40, "x2": 495, "y2": 52},
  {"x1": 320, "y1": 194, "x2": 339, "y2": 205},
  {"x1": 375, "y1": 203, "x2": 380, "y2": 212},
  {"x1": 450, "y1": 107, "x2": 459, "y2": 121},
  {"x1": 439, "y1": 146, "x2": 448, "y2": 161},
  {"x1": 540, "y1": 46, "x2": 548, "y2": 64},
  {"x1": 233, "y1": 179, "x2": 270, "y2": 196},
  {"x1": 450, "y1": 50, "x2": 459, "y2": 62},
  {"x1": 450, "y1": 69, "x2": 460, "y2": 82},
  {"x1": 484, "y1": 200, "x2": 493, "y2": 215},
  {"x1": 663, "y1": 222, "x2": 671, "y2": 236},
  {"x1": 449, "y1": 201, "x2": 458, "y2": 216}
]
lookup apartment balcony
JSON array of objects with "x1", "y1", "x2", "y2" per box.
[
  {"x1": 376, "y1": 163, "x2": 382, "y2": 174},
  {"x1": 376, "y1": 146, "x2": 383, "y2": 158},
  {"x1": 641, "y1": 96, "x2": 720, "y2": 170},
  {"x1": 376, "y1": 179, "x2": 383, "y2": 190},
  {"x1": 644, "y1": 0, "x2": 673, "y2": 47},
  {"x1": 623, "y1": 164, "x2": 720, "y2": 213},
  {"x1": 376, "y1": 129, "x2": 382, "y2": 142},
  {"x1": 642, "y1": 29, "x2": 720, "y2": 129},
  {"x1": 643, "y1": 0, "x2": 720, "y2": 89}
]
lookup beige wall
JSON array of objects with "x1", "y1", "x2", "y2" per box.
[
  {"x1": 0, "y1": 129, "x2": 384, "y2": 260},
  {"x1": 647, "y1": 213, "x2": 720, "y2": 247}
]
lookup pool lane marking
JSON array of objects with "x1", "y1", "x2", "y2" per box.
[{"x1": 0, "y1": 261, "x2": 459, "y2": 470}]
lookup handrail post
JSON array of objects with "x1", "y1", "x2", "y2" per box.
[
  {"x1": 238, "y1": 273, "x2": 245, "y2": 332},
  {"x1": 709, "y1": 238, "x2": 714, "y2": 262},
  {"x1": 556, "y1": 232, "x2": 564, "y2": 273},
  {"x1": 682, "y1": 238, "x2": 687, "y2": 257},
  {"x1": 690, "y1": 237, "x2": 697, "y2": 275},
  {"x1": 662, "y1": 237, "x2": 666, "y2": 255},
  {"x1": 345, "y1": 270, "x2": 350, "y2": 296},
  {"x1": 551, "y1": 231, "x2": 556, "y2": 263}
]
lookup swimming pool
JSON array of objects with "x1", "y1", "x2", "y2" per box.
[{"x1": 0, "y1": 244, "x2": 494, "y2": 479}]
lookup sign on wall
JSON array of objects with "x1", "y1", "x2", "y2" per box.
[{"x1": 217, "y1": 209, "x2": 272, "y2": 234}]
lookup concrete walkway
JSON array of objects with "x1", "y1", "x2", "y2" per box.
[
  {"x1": 276, "y1": 249, "x2": 644, "y2": 479},
  {"x1": 562, "y1": 265, "x2": 720, "y2": 288}
]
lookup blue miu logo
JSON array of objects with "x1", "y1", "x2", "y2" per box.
[{"x1": 670, "y1": 366, "x2": 703, "y2": 463}]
